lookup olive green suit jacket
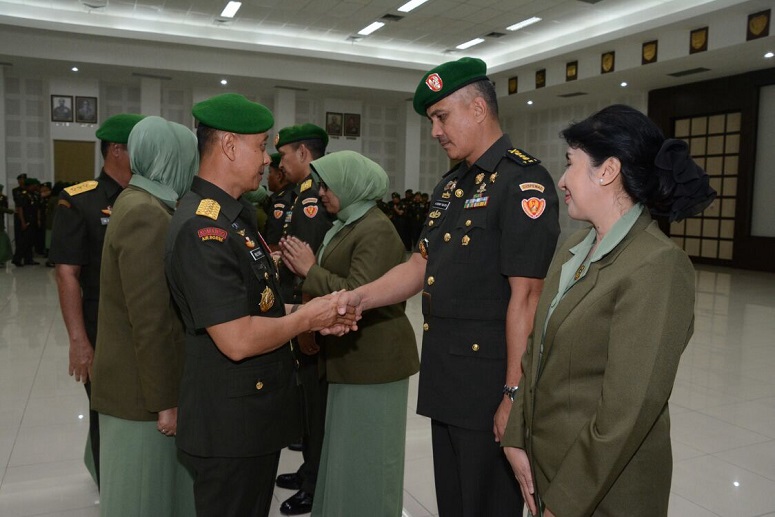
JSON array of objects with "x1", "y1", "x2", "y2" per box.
[
  {"x1": 92, "y1": 187, "x2": 184, "y2": 421},
  {"x1": 303, "y1": 206, "x2": 419, "y2": 384},
  {"x1": 502, "y1": 211, "x2": 695, "y2": 517}
]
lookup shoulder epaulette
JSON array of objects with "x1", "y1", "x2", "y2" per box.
[
  {"x1": 505, "y1": 148, "x2": 541, "y2": 167},
  {"x1": 195, "y1": 199, "x2": 221, "y2": 220},
  {"x1": 300, "y1": 179, "x2": 313, "y2": 193},
  {"x1": 63, "y1": 180, "x2": 98, "y2": 196}
]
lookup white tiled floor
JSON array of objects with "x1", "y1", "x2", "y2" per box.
[{"x1": 1, "y1": 263, "x2": 775, "y2": 516}]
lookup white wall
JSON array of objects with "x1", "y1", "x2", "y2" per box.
[{"x1": 752, "y1": 84, "x2": 775, "y2": 237}]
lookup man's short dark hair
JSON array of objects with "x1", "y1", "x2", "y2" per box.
[
  {"x1": 471, "y1": 79, "x2": 499, "y2": 119},
  {"x1": 292, "y1": 138, "x2": 327, "y2": 160},
  {"x1": 196, "y1": 124, "x2": 220, "y2": 157}
]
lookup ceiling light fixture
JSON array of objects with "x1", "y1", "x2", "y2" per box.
[
  {"x1": 358, "y1": 21, "x2": 385, "y2": 36},
  {"x1": 397, "y1": 0, "x2": 429, "y2": 13},
  {"x1": 220, "y1": 79, "x2": 228, "y2": 85},
  {"x1": 765, "y1": 51, "x2": 774, "y2": 58},
  {"x1": 220, "y1": 1, "x2": 242, "y2": 19},
  {"x1": 527, "y1": 100, "x2": 534, "y2": 105},
  {"x1": 456, "y1": 38, "x2": 484, "y2": 50},
  {"x1": 506, "y1": 17, "x2": 541, "y2": 32},
  {"x1": 71, "y1": 66, "x2": 79, "y2": 72},
  {"x1": 620, "y1": 81, "x2": 628, "y2": 87}
]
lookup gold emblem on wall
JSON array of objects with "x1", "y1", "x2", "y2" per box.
[
  {"x1": 535, "y1": 69, "x2": 545, "y2": 89},
  {"x1": 642, "y1": 40, "x2": 658, "y2": 65},
  {"x1": 565, "y1": 61, "x2": 578, "y2": 82},
  {"x1": 690, "y1": 27, "x2": 708, "y2": 54},
  {"x1": 508, "y1": 76, "x2": 518, "y2": 95},
  {"x1": 747, "y1": 10, "x2": 770, "y2": 40},
  {"x1": 601, "y1": 51, "x2": 615, "y2": 74}
]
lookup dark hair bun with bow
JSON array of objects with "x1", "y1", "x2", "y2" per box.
[{"x1": 561, "y1": 104, "x2": 716, "y2": 222}]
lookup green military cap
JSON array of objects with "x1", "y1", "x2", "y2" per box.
[
  {"x1": 413, "y1": 57, "x2": 489, "y2": 115},
  {"x1": 269, "y1": 152, "x2": 281, "y2": 169},
  {"x1": 96, "y1": 113, "x2": 145, "y2": 143},
  {"x1": 192, "y1": 93, "x2": 274, "y2": 134},
  {"x1": 26, "y1": 178, "x2": 40, "y2": 186},
  {"x1": 274, "y1": 123, "x2": 328, "y2": 149}
]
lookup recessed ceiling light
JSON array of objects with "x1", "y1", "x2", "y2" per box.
[
  {"x1": 220, "y1": 79, "x2": 228, "y2": 85},
  {"x1": 456, "y1": 38, "x2": 484, "y2": 50},
  {"x1": 71, "y1": 66, "x2": 79, "y2": 72},
  {"x1": 220, "y1": 1, "x2": 241, "y2": 19},
  {"x1": 397, "y1": 0, "x2": 429, "y2": 13},
  {"x1": 765, "y1": 51, "x2": 774, "y2": 58},
  {"x1": 506, "y1": 17, "x2": 541, "y2": 32},
  {"x1": 527, "y1": 100, "x2": 534, "y2": 105},
  {"x1": 620, "y1": 81, "x2": 628, "y2": 87},
  {"x1": 358, "y1": 21, "x2": 385, "y2": 36}
]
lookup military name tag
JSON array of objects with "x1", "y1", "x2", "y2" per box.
[
  {"x1": 250, "y1": 248, "x2": 265, "y2": 261},
  {"x1": 432, "y1": 199, "x2": 450, "y2": 211}
]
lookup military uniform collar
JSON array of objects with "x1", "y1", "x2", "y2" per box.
[
  {"x1": 446, "y1": 134, "x2": 512, "y2": 179},
  {"x1": 98, "y1": 169, "x2": 125, "y2": 199},
  {"x1": 190, "y1": 176, "x2": 251, "y2": 224}
]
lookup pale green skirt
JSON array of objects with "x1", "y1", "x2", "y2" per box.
[
  {"x1": 312, "y1": 378, "x2": 409, "y2": 517},
  {"x1": 98, "y1": 414, "x2": 195, "y2": 517}
]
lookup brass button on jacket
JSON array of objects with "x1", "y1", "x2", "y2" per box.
[
  {"x1": 255, "y1": 381, "x2": 264, "y2": 390},
  {"x1": 471, "y1": 343, "x2": 480, "y2": 352},
  {"x1": 427, "y1": 276, "x2": 435, "y2": 285},
  {"x1": 423, "y1": 323, "x2": 429, "y2": 331}
]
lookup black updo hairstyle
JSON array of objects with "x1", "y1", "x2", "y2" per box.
[
  {"x1": 561, "y1": 104, "x2": 715, "y2": 221},
  {"x1": 560, "y1": 104, "x2": 671, "y2": 213}
]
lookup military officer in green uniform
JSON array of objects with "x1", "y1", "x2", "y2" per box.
[
  {"x1": 264, "y1": 152, "x2": 295, "y2": 251},
  {"x1": 50, "y1": 113, "x2": 144, "y2": 486},
  {"x1": 164, "y1": 93, "x2": 354, "y2": 517},
  {"x1": 274, "y1": 123, "x2": 333, "y2": 515},
  {"x1": 335, "y1": 57, "x2": 560, "y2": 517}
]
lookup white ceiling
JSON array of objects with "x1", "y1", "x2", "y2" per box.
[{"x1": 0, "y1": 0, "x2": 773, "y2": 109}]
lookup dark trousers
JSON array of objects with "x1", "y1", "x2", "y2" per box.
[
  {"x1": 84, "y1": 380, "x2": 100, "y2": 487},
  {"x1": 12, "y1": 219, "x2": 33, "y2": 263},
  {"x1": 181, "y1": 450, "x2": 281, "y2": 517},
  {"x1": 431, "y1": 420, "x2": 524, "y2": 517},
  {"x1": 295, "y1": 351, "x2": 327, "y2": 494}
]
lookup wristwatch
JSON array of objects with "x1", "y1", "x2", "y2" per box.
[{"x1": 503, "y1": 384, "x2": 519, "y2": 402}]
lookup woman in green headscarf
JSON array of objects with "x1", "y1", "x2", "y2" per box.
[
  {"x1": 91, "y1": 116, "x2": 198, "y2": 517},
  {"x1": 281, "y1": 151, "x2": 419, "y2": 517}
]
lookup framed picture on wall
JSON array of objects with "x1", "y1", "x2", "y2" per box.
[
  {"x1": 326, "y1": 112, "x2": 343, "y2": 136},
  {"x1": 75, "y1": 96, "x2": 98, "y2": 124},
  {"x1": 51, "y1": 95, "x2": 73, "y2": 122},
  {"x1": 344, "y1": 113, "x2": 360, "y2": 137}
]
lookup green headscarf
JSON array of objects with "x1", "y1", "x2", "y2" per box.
[
  {"x1": 311, "y1": 150, "x2": 389, "y2": 258},
  {"x1": 127, "y1": 116, "x2": 199, "y2": 208}
]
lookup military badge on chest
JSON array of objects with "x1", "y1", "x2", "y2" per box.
[{"x1": 463, "y1": 172, "x2": 490, "y2": 209}]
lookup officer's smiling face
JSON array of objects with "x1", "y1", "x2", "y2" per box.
[
  {"x1": 426, "y1": 89, "x2": 478, "y2": 163},
  {"x1": 234, "y1": 132, "x2": 270, "y2": 192}
]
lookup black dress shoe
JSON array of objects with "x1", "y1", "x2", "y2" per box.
[
  {"x1": 280, "y1": 490, "x2": 313, "y2": 515},
  {"x1": 288, "y1": 442, "x2": 303, "y2": 451},
  {"x1": 275, "y1": 472, "x2": 302, "y2": 490}
]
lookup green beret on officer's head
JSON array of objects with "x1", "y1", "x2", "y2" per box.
[
  {"x1": 96, "y1": 113, "x2": 145, "y2": 144},
  {"x1": 413, "y1": 57, "x2": 489, "y2": 115},
  {"x1": 269, "y1": 152, "x2": 281, "y2": 169},
  {"x1": 192, "y1": 93, "x2": 274, "y2": 134},
  {"x1": 274, "y1": 123, "x2": 328, "y2": 150}
]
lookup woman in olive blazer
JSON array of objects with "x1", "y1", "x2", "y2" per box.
[
  {"x1": 91, "y1": 117, "x2": 198, "y2": 517},
  {"x1": 281, "y1": 151, "x2": 419, "y2": 517},
  {"x1": 502, "y1": 105, "x2": 716, "y2": 517}
]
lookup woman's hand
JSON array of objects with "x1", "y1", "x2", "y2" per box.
[
  {"x1": 503, "y1": 446, "x2": 537, "y2": 516},
  {"x1": 157, "y1": 407, "x2": 178, "y2": 437},
  {"x1": 279, "y1": 236, "x2": 316, "y2": 278}
]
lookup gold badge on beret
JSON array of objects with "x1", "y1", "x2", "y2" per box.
[
  {"x1": 260, "y1": 287, "x2": 275, "y2": 312},
  {"x1": 274, "y1": 134, "x2": 280, "y2": 146}
]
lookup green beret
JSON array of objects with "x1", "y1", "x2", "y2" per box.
[
  {"x1": 26, "y1": 178, "x2": 40, "y2": 186},
  {"x1": 269, "y1": 152, "x2": 281, "y2": 169},
  {"x1": 96, "y1": 113, "x2": 145, "y2": 144},
  {"x1": 274, "y1": 123, "x2": 328, "y2": 150},
  {"x1": 413, "y1": 57, "x2": 489, "y2": 115},
  {"x1": 192, "y1": 93, "x2": 274, "y2": 134}
]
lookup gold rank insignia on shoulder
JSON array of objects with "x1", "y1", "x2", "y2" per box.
[
  {"x1": 64, "y1": 180, "x2": 98, "y2": 197},
  {"x1": 300, "y1": 179, "x2": 313, "y2": 192},
  {"x1": 505, "y1": 148, "x2": 541, "y2": 167},
  {"x1": 195, "y1": 199, "x2": 221, "y2": 220}
]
